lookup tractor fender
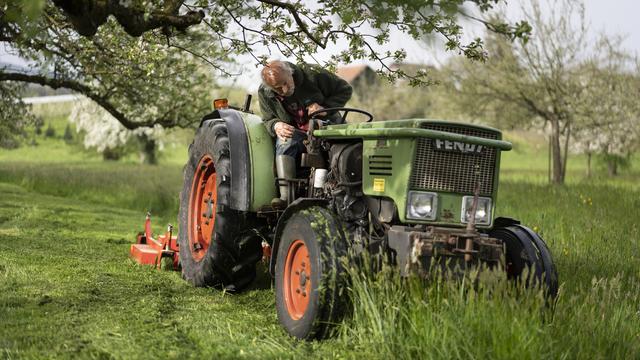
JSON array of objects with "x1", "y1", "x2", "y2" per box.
[
  {"x1": 490, "y1": 222, "x2": 559, "y2": 299},
  {"x1": 198, "y1": 109, "x2": 251, "y2": 211},
  {"x1": 269, "y1": 198, "x2": 329, "y2": 275},
  {"x1": 492, "y1": 216, "x2": 521, "y2": 228},
  {"x1": 509, "y1": 224, "x2": 559, "y2": 298}
]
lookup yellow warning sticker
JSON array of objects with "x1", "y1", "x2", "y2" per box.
[{"x1": 373, "y1": 178, "x2": 385, "y2": 192}]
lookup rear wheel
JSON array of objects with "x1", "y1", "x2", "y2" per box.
[
  {"x1": 275, "y1": 206, "x2": 348, "y2": 339},
  {"x1": 178, "y1": 119, "x2": 262, "y2": 291},
  {"x1": 490, "y1": 224, "x2": 559, "y2": 299}
]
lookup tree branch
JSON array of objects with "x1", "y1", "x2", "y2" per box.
[
  {"x1": 51, "y1": 0, "x2": 204, "y2": 37},
  {"x1": 256, "y1": 0, "x2": 326, "y2": 48},
  {"x1": 0, "y1": 72, "x2": 176, "y2": 129}
]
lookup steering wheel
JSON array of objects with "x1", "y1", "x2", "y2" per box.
[{"x1": 308, "y1": 107, "x2": 373, "y2": 124}]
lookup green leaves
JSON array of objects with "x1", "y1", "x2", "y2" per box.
[
  {"x1": 1, "y1": 0, "x2": 536, "y2": 132},
  {"x1": 2, "y1": 4, "x2": 219, "y2": 131}
]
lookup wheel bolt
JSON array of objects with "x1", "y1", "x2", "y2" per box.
[
  {"x1": 296, "y1": 289, "x2": 300, "y2": 294},
  {"x1": 302, "y1": 291, "x2": 306, "y2": 297},
  {"x1": 295, "y1": 271, "x2": 299, "y2": 275}
]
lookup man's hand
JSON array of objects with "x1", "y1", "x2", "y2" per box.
[
  {"x1": 307, "y1": 103, "x2": 326, "y2": 117},
  {"x1": 274, "y1": 121, "x2": 295, "y2": 140}
]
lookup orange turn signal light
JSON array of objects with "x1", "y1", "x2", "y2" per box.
[{"x1": 213, "y1": 98, "x2": 229, "y2": 110}]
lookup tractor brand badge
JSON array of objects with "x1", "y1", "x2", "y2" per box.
[
  {"x1": 373, "y1": 178, "x2": 385, "y2": 192},
  {"x1": 434, "y1": 139, "x2": 484, "y2": 155}
]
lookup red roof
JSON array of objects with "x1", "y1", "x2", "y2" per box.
[{"x1": 336, "y1": 65, "x2": 370, "y2": 83}]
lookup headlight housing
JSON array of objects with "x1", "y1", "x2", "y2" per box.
[
  {"x1": 406, "y1": 191, "x2": 438, "y2": 220},
  {"x1": 461, "y1": 196, "x2": 492, "y2": 225}
]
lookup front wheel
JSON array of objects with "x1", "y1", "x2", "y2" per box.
[{"x1": 275, "y1": 206, "x2": 348, "y2": 340}]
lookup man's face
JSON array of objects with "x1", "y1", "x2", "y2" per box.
[{"x1": 266, "y1": 71, "x2": 295, "y2": 97}]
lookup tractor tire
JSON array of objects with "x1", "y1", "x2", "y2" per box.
[
  {"x1": 177, "y1": 119, "x2": 262, "y2": 291},
  {"x1": 490, "y1": 225, "x2": 559, "y2": 299},
  {"x1": 275, "y1": 206, "x2": 349, "y2": 340}
]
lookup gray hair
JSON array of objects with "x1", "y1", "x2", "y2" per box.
[{"x1": 261, "y1": 60, "x2": 294, "y2": 87}]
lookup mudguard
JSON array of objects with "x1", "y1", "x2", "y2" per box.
[
  {"x1": 269, "y1": 198, "x2": 329, "y2": 275},
  {"x1": 509, "y1": 224, "x2": 559, "y2": 298},
  {"x1": 198, "y1": 109, "x2": 277, "y2": 212},
  {"x1": 490, "y1": 221, "x2": 559, "y2": 299}
]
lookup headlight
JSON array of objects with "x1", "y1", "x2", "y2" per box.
[
  {"x1": 461, "y1": 196, "x2": 492, "y2": 225},
  {"x1": 407, "y1": 191, "x2": 438, "y2": 220}
]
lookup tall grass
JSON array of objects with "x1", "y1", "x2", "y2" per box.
[
  {"x1": 340, "y1": 264, "x2": 640, "y2": 359},
  {"x1": 0, "y1": 162, "x2": 184, "y2": 221},
  {"x1": 0, "y1": 108, "x2": 191, "y2": 221},
  {"x1": 333, "y1": 177, "x2": 640, "y2": 359}
]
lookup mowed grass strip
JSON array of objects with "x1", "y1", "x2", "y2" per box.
[
  {"x1": 0, "y1": 182, "x2": 344, "y2": 359},
  {"x1": 0, "y1": 162, "x2": 184, "y2": 221}
]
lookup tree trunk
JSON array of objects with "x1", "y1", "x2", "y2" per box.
[
  {"x1": 138, "y1": 134, "x2": 157, "y2": 165},
  {"x1": 586, "y1": 152, "x2": 592, "y2": 178},
  {"x1": 550, "y1": 118, "x2": 564, "y2": 184},
  {"x1": 560, "y1": 120, "x2": 571, "y2": 182},
  {"x1": 102, "y1": 148, "x2": 121, "y2": 161},
  {"x1": 607, "y1": 159, "x2": 618, "y2": 176},
  {"x1": 548, "y1": 136, "x2": 552, "y2": 183}
]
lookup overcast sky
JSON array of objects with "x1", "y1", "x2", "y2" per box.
[
  {"x1": 2, "y1": 0, "x2": 639, "y2": 91},
  {"x1": 583, "y1": 0, "x2": 640, "y2": 51}
]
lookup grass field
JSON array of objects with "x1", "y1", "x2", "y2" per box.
[{"x1": 1, "y1": 109, "x2": 639, "y2": 359}]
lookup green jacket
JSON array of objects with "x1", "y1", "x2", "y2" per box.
[{"x1": 259, "y1": 62, "x2": 353, "y2": 138}]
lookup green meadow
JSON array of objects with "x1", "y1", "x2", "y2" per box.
[{"x1": 0, "y1": 106, "x2": 639, "y2": 359}]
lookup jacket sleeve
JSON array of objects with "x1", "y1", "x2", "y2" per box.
[
  {"x1": 316, "y1": 70, "x2": 353, "y2": 108},
  {"x1": 258, "y1": 86, "x2": 280, "y2": 138}
]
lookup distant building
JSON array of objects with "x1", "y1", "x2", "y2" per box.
[{"x1": 336, "y1": 65, "x2": 377, "y2": 94}]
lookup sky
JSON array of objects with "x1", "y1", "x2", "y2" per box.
[{"x1": 2, "y1": 0, "x2": 640, "y2": 91}]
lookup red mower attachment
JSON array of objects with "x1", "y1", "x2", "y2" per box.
[{"x1": 130, "y1": 214, "x2": 180, "y2": 270}]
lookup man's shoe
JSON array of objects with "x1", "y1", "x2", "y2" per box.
[{"x1": 270, "y1": 197, "x2": 287, "y2": 209}]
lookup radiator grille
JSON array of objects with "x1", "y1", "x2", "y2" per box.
[{"x1": 410, "y1": 124, "x2": 499, "y2": 195}]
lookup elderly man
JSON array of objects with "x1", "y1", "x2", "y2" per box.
[{"x1": 259, "y1": 60, "x2": 353, "y2": 207}]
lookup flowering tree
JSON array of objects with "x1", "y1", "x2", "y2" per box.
[
  {"x1": 1, "y1": 2, "x2": 217, "y2": 133},
  {"x1": 449, "y1": 0, "x2": 593, "y2": 184},
  {"x1": 572, "y1": 37, "x2": 640, "y2": 176},
  {"x1": 69, "y1": 98, "x2": 166, "y2": 163}
]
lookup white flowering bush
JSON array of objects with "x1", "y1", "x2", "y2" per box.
[{"x1": 69, "y1": 98, "x2": 164, "y2": 158}]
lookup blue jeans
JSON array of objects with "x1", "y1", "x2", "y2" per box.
[{"x1": 275, "y1": 130, "x2": 306, "y2": 159}]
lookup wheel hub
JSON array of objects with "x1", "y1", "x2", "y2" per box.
[
  {"x1": 283, "y1": 240, "x2": 311, "y2": 320},
  {"x1": 299, "y1": 270, "x2": 307, "y2": 287},
  {"x1": 188, "y1": 155, "x2": 217, "y2": 261}
]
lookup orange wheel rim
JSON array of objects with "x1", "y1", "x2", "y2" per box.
[
  {"x1": 188, "y1": 155, "x2": 217, "y2": 261},
  {"x1": 283, "y1": 239, "x2": 311, "y2": 320}
]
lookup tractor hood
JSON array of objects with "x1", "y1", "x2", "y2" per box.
[{"x1": 314, "y1": 119, "x2": 512, "y2": 151}]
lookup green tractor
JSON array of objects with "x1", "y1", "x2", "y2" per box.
[{"x1": 177, "y1": 100, "x2": 558, "y2": 340}]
